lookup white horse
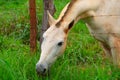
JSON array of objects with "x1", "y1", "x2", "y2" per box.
[{"x1": 36, "y1": 0, "x2": 120, "y2": 75}]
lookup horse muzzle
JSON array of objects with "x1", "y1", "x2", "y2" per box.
[{"x1": 36, "y1": 63, "x2": 49, "y2": 76}]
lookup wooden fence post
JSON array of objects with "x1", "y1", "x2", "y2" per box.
[
  {"x1": 29, "y1": 0, "x2": 37, "y2": 53},
  {"x1": 40, "y1": 0, "x2": 56, "y2": 46}
]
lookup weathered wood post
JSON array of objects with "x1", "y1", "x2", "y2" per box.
[
  {"x1": 40, "y1": 0, "x2": 56, "y2": 46},
  {"x1": 29, "y1": 0, "x2": 37, "y2": 53}
]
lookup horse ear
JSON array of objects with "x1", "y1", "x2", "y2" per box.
[
  {"x1": 47, "y1": 11, "x2": 56, "y2": 26},
  {"x1": 68, "y1": 20, "x2": 74, "y2": 30},
  {"x1": 64, "y1": 20, "x2": 74, "y2": 33}
]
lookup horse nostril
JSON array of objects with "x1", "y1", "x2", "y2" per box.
[
  {"x1": 43, "y1": 68, "x2": 46, "y2": 73},
  {"x1": 40, "y1": 64, "x2": 47, "y2": 74},
  {"x1": 36, "y1": 64, "x2": 47, "y2": 75}
]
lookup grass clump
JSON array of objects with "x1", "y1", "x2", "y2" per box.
[{"x1": 0, "y1": 0, "x2": 120, "y2": 80}]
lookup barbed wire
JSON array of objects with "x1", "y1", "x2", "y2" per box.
[
  {"x1": 70, "y1": 32, "x2": 120, "y2": 35},
  {"x1": 93, "y1": 14, "x2": 120, "y2": 17},
  {"x1": 92, "y1": 15, "x2": 120, "y2": 17}
]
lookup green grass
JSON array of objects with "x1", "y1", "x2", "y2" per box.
[{"x1": 0, "y1": 0, "x2": 120, "y2": 80}]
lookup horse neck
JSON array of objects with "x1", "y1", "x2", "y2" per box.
[
  {"x1": 56, "y1": 0, "x2": 102, "y2": 26},
  {"x1": 96, "y1": 0, "x2": 120, "y2": 15},
  {"x1": 56, "y1": 0, "x2": 79, "y2": 26}
]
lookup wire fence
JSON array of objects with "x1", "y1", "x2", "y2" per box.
[{"x1": 1, "y1": 0, "x2": 120, "y2": 31}]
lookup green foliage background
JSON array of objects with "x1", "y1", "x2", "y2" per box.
[{"x1": 0, "y1": 0, "x2": 120, "y2": 80}]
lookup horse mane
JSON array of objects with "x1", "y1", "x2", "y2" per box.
[{"x1": 56, "y1": 0, "x2": 77, "y2": 27}]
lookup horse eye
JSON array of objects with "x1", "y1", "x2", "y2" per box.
[{"x1": 57, "y1": 42, "x2": 63, "y2": 46}]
